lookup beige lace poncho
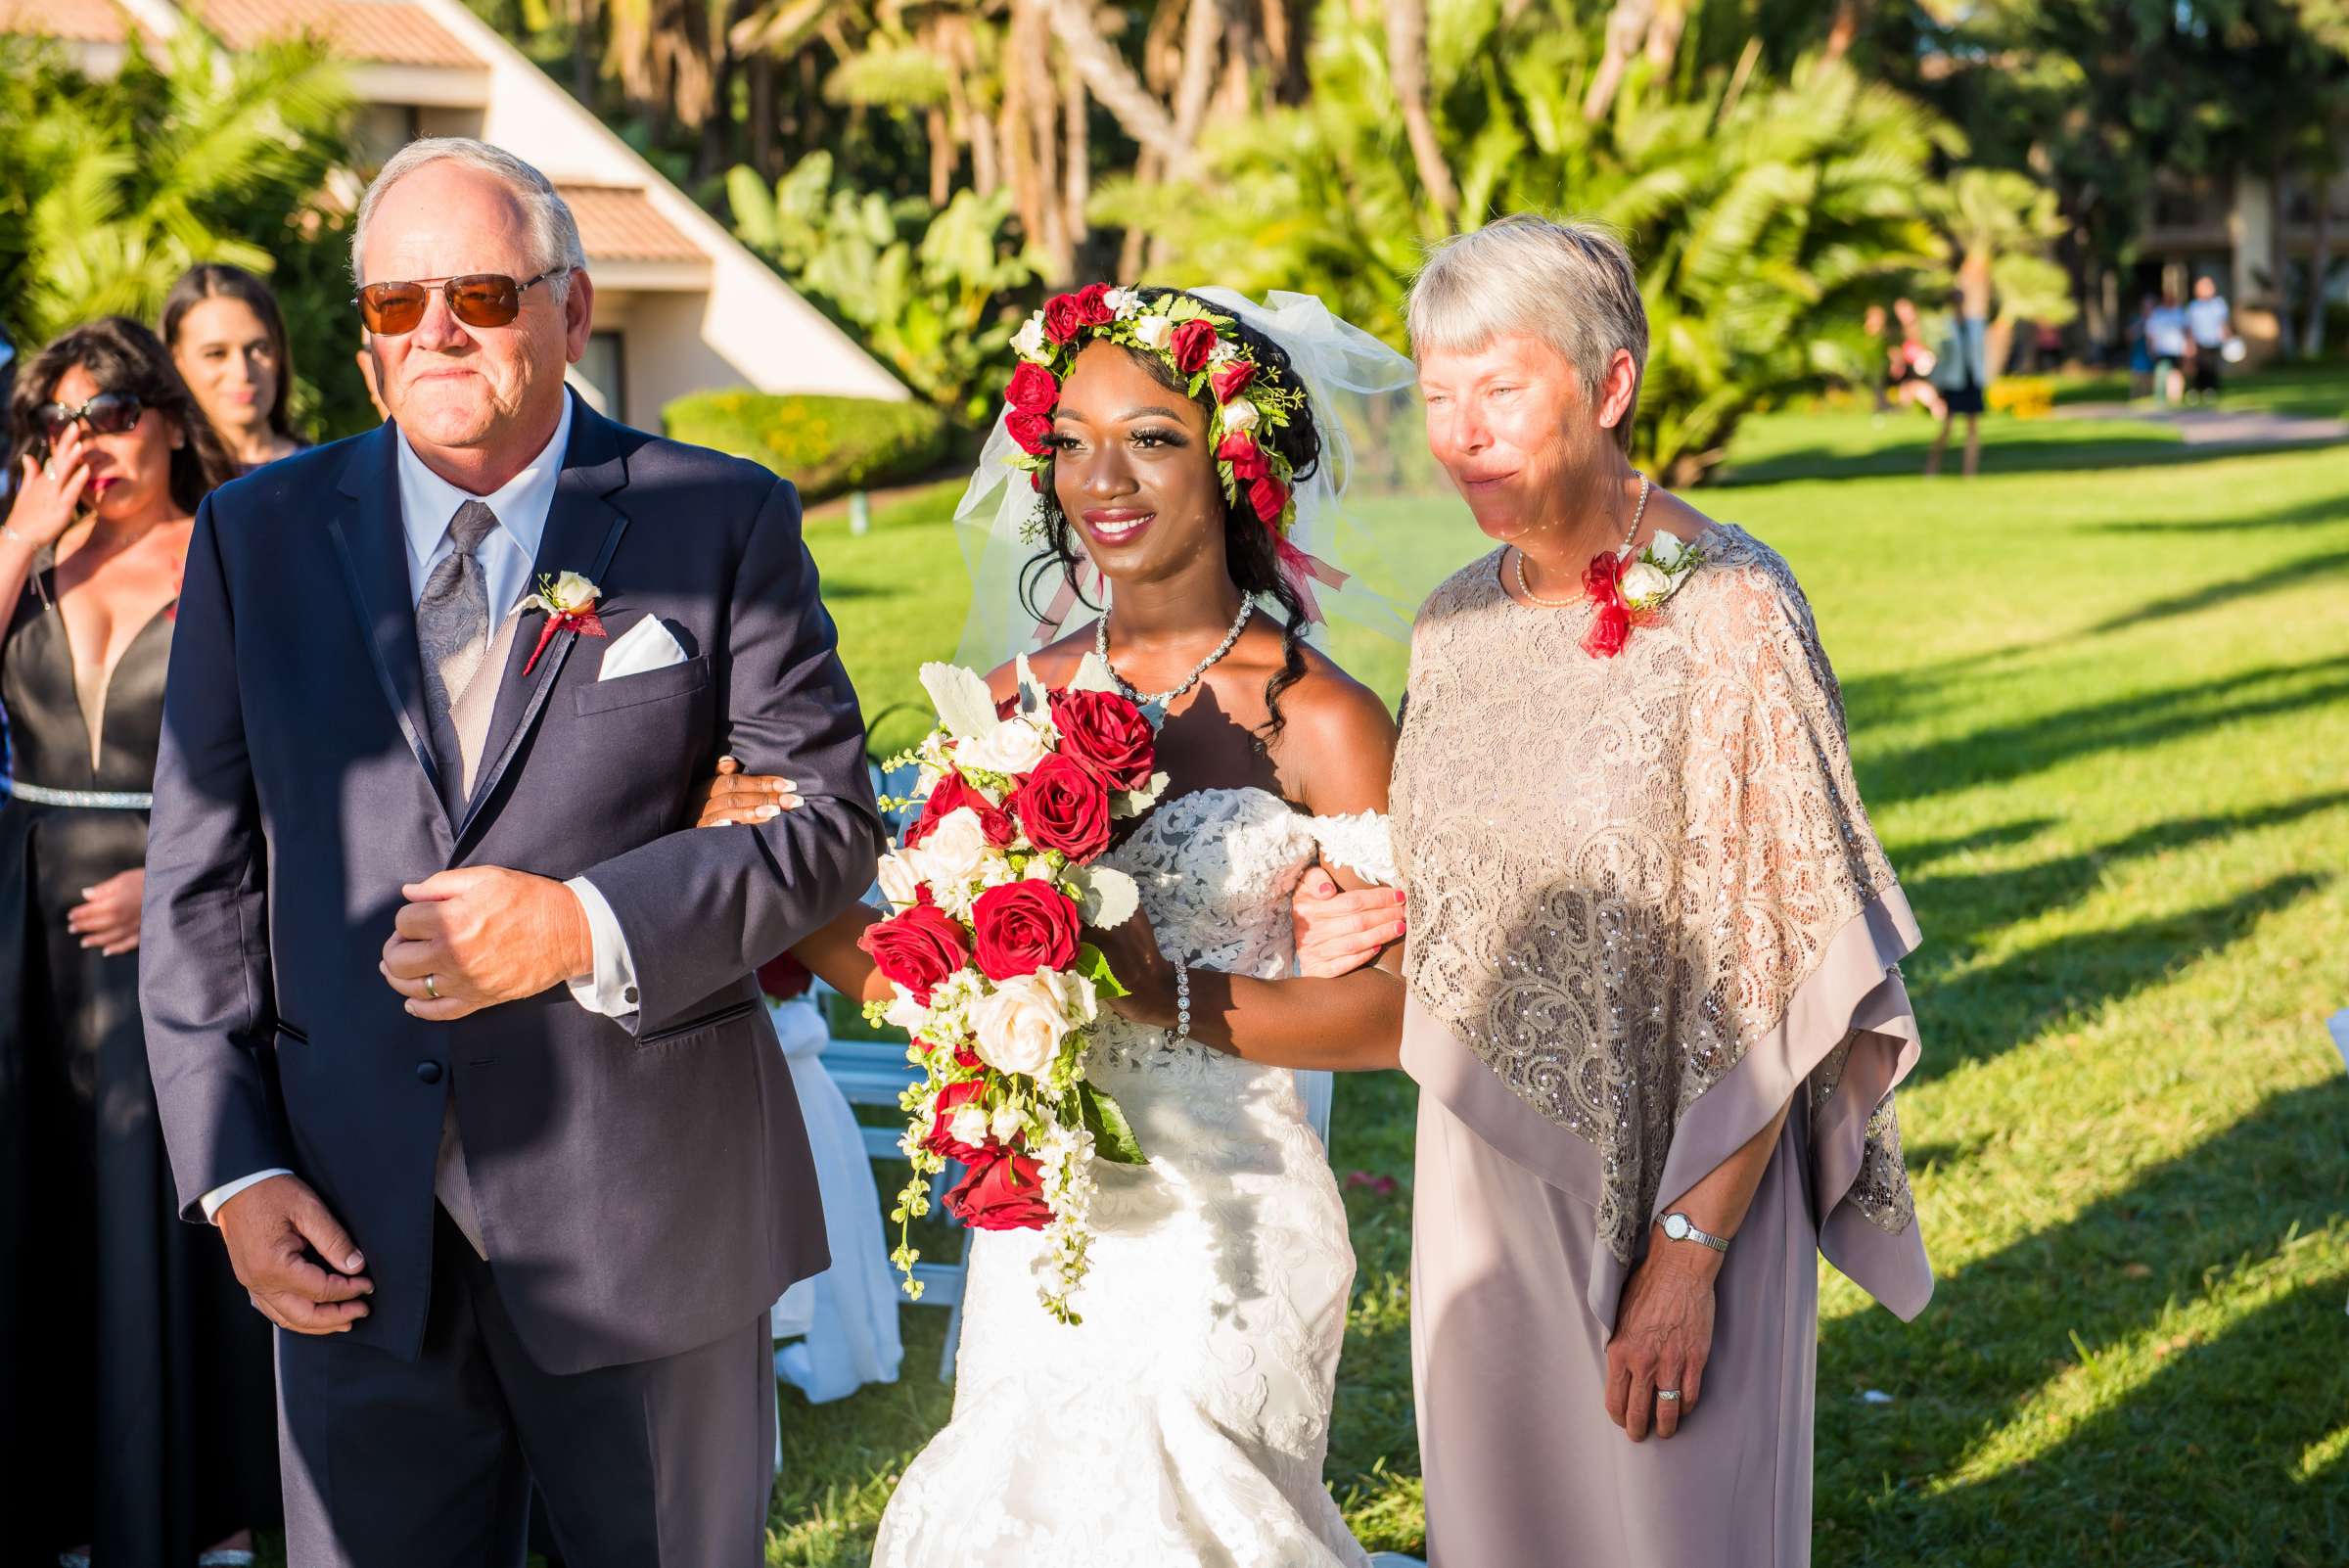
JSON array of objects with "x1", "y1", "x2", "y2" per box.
[{"x1": 1391, "y1": 525, "x2": 1931, "y2": 1320}]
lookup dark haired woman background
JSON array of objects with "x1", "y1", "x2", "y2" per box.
[
  {"x1": 161, "y1": 263, "x2": 306, "y2": 474},
  {"x1": 0, "y1": 317, "x2": 277, "y2": 1567}
]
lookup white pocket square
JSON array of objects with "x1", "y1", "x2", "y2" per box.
[{"x1": 599, "y1": 615, "x2": 687, "y2": 680}]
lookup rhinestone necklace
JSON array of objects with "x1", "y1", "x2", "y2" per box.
[
  {"x1": 1514, "y1": 474, "x2": 1652, "y2": 608},
  {"x1": 1095, "y1": 598, "x2": 1256, "y2": 708}
]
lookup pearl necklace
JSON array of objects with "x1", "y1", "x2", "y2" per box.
[
  {"x1": 1095, "y1": 599, "x2": 1255, "y2": 708},
  {"x1": 1514, "y1": 474, "x2": 1652, "y2": 608}
]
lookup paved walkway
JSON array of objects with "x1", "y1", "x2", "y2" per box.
[{"x1": 2056, "y1": 401, "x2": 2349, "y2": 446}]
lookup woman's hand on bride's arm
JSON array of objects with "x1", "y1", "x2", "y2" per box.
[
  {"x1": 696, "y1": 755, "x2": 803, "y2": 827},
  {"x1": 1292, "y1": 867, "x2": 1406, "y2": 979},
  {"x1": 1084, "y1": 907, "x2": 1181, "y2": 1030}
]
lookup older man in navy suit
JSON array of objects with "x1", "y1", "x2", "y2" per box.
[{"x1": 140, "y1": 138, "x2": 883, "y2": 1564}]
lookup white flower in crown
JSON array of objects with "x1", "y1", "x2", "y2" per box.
[
  {"x1": 1104, "y1": 287, "x2": 1142, "y2": 321},
  {"x1": 1209, "y1": 339, "x2": 1240, "y2": 366},
  {"x1": 1012, "y1": 312, "x2": 1051, "y2": 363},
  {"x1": 1219, "y1": 396, "x2": 1261, "y2": 435},
  {"x1": 1619, "y1": 561, "x2": 1673, "y2": 608},
  {"x1": 1132, "y1": 315, "x2": 1174, "y2": 352}
]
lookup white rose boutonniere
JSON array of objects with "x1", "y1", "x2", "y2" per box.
[{"x1": 1619, "y1": 561, "x2": 1672, "y2": 609}]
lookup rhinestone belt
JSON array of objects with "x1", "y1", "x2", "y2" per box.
[{"x1": 2, "y1": 778, "x2": 155, "y2": 809}]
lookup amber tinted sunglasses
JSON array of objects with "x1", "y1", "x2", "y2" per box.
[
  {"x1": 34, "y1": 392, "x2": 144, "y2": 446},
  {"x1": 355, "y1": 269, "x2": 568, "y2": 336}
]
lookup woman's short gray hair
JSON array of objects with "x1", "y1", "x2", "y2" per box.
[
  {"x1": 351, "y1": 138, "x2": 588, "y2": 300},
  {"x1": 1407, "y1": 215, "x2": 1648, "y2": 452}
]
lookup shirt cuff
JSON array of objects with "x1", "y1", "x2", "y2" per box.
[
  {"x1": 565, "y1": 875, "x2": 641, "y2": 1019},
  {"x1": 201, "y1": 1168, "x2": 294, "y2": 1223}
]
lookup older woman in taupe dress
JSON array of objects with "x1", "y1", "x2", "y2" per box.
[{"x1": 1306, "y1": 216, "x2": 1933, "y2": 1566}]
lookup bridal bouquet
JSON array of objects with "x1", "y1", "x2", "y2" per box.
[{"x1": 858, "y1": 655, "x2": 1168, "y2": 1323}]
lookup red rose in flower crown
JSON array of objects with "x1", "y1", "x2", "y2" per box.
[
  {"x1": 1211, "y1": 360, "x2": 1256, "y2": 403},
  {"x1": 1047, "y1": 687, "x2": 1157, "y2": 791},
  {"x1": 1043, "y1": 283, "x2": 1115, "y2": 344},
  {"x1": 907, "y1": 770, "x2": 1016, "y2": 849},
  {"x1": 856, "y1": 903, "x2": 968, "y2": 1003},
  {"x1": 1005, "y1": 362, "x2": 1058, "y2": 414},
  {"x1": 945, "y1": 1146, "x2": 1056, "y2": 1231},
  {"x1": 1006, "y1": 410, "x2": 1054, "y2": 457},
  {"x1": 1217, "y1": 432, "x2": 1270, "y2": 481},
  {"x1": 1010, "y1": 753, "x2": 1114, "y2": 861},
  {"x1": 924, "y1": 1079, "x2": 994, "y2": 1163},
  {"x1": 1169, "y1": 319, "x2": 1219, "y2": 375},
  {"x1": 970, "y1": 880, "x2": 1082, "y2": 982}
]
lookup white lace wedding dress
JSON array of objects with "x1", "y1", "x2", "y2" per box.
[{"x1": 872, "y1": 787, "x2": 1392, "y2": 1568}]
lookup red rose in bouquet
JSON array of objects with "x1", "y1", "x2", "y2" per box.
[
  {"x1": 970, "y1": 880, "x2": 1082, "y2": 982},
  {"x1": 856, "y1": 903, "x2": 968, "y2": 1003},
  {"x1": 907, "y1": 770, "x2": 1015, "y2": 848},
  {"x1": 1210, "y1": 360, "x2": 1255, "y2": 403},
  {"x1": 1010, "y1": 754, "x2": 1114, "y2": 861},
  {"x1": 1006, "y1": 362, "x2": 1058, "y2": 414},
  {"x1": 923, "y1": 1078, "x2": 993, "y2": 1163},
  {"x1": 1217, "y1": 433, "x2": 1270, "y2": 481},
  {"x1": 1043, "y1": 284, "x2": 1115, "y2": 344},
  {"x1": 1169, "y1": 319, "x2": 1219, "y2": 375},
  {"x1": 755, "y1": 951, "x2": 811, "y2": 1000},
  {"x1": 944, "y1": 1146, "x2": 1055, "y2": 1231},
  {"x1": 1006, "y1": 410, "x2": 1054, "y2": 457},
  {"x1": 1249, "y1": 475, "x2": 1289, "y2": 526},
  {"x1": 1048, "y1": 688, "x2": 1156, "y2": 791}
]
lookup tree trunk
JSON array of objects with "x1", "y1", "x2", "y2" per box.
[
  {"x1": 2302, "y1": 169, "x2": 2333, "y2": 358},
  {"x1": 1385, "y1": 0, "x2": 1456, "y2": 221},
  {"x1": 2273, "y1": 152, "x2": 2294, "y2": 358},
  {"x1": 1064, "y1": 64, "x2": 1091, "y2": 252},
  {"x1": 1023, "y1": 0, "x2": 1072, "y2": 279},
  {"x1": 1584, "y1": 0, "x2": 1653, "y2": 123},
  {"x1": 748, "y1": 51, "x2": 776, "y2": 178},
  {"x1": 1168, "y1": 0, "x2": 1225, "y2": 150},
  {"x1": 927, "y1": 107, "x2": 954, "y2": 208},
  {"x1": 572, "y1": 0, "x2": 597, "y2": 101},
  {"x1": 1045, "y1": 0, "x2": 1199, "y2": 174},
  {"x1": 1119, "y1": 148, "x2": 1159, "y2": 278}
]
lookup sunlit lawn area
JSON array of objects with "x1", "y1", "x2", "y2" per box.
[{"x1": 774, "y1": 378, "x2": 2349, "y2": 1566}]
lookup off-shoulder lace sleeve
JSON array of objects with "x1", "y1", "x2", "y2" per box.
[{"x1": 1305, "y1": 810, "x2": 1397, "y2": 886}]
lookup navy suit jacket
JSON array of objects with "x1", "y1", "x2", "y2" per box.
[{"x1": 140, "y1": 399, "x2": 885, "y2": 1374}]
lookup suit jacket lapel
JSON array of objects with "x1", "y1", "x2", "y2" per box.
[
  {"x1": 327, "y1": 424, "x2": 448, "y2": 807},
  {"x1": 453, "y1": 401, "x2": 632, "y2": 852}
]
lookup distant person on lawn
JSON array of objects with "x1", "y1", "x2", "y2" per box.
[{"x1": 2185, "y1": 277, "x2": 2233, "y2": 404}]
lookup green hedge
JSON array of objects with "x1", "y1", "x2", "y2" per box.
[{"x1": 663, "y1": 390, "x2": 950, "y2": 504}]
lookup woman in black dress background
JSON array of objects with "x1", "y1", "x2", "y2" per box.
[{"x1": 1, "y1": 317, "x2": 276, "y2": 1566}]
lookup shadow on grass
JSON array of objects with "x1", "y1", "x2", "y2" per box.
[
  {"x1": 1857, "y1": 655, "x2": 2349, "y2": 808},
  {"x1": 1904, "y1": 870, "x2": 2329, "y2": 1082},
  {"x1": 2093, "y1": 487, "x2": 2349, "y2": 534},
  {"x1": 2081, "y1": 548, "x2": 2349, "y2": 636},
  {"x1": 1819, "y1": 1075, "x2": 2349, "y2": 1567}
]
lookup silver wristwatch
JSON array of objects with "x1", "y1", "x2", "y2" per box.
[{"x1": 1660, "y1": 1212, "x2": 1729, "y2": 1252}]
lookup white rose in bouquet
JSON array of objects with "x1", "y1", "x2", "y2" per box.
[
  {"x1": 884, "y1": 988, "x2": 930, "y2": 1035},
  {"x1": 876, "y1": 853, "x2": 922, "y2": 910},
  {"x1": 906, "y1": 807, "x2": 992, "y2": 893},
  {"x1": 972, "y1": 971, "x2": 1080, "y2": 1076},
  {"x1": 1619, "y1": 561, "x2": 1671, "y2": 606},
  {"x1": 948, "y1": 1104, "x2": 991, "y2": 1149},
  {"x1": 961, "y1": 717, "x2": 1050, "y2": 776}
]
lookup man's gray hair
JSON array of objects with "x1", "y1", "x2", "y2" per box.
[
  {"x1": 352, "y1": 138, "x2": 588, "y2": 300},
  {"x1": 1406, "y1": 215, "x2": 1648, "y2": 452}
]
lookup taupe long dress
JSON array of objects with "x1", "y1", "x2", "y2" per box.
[{"x1": 1389, "y1": 527, "x2": 1931, "y2": 1568}]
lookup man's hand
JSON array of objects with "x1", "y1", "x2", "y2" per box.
[
  {"x1": 1291, "y1": 867, "x2": 1405, "y2": 979},
  {"x1": 67, "y1": 867, "x2": 146, "y2": 956},
  {"x1": 380, "y1": 866, "x2": 593, "y2": 1021},
  {"x1": 215, "y1": 1174, "x2": 374, "y2": 1334}
]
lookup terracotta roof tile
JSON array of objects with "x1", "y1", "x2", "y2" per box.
[
  {"x1": 559, "y1": 184, "x2": 705, "y2": 265},
  {"x1": 190, "y1": 0, "x2": 483, "y2": 69},
  {"x1": 0, "y1": 0, "x2": 133, "y2": 44}
]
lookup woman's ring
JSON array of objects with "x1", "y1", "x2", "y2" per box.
[
  {"x1": 424, "y1": 974, "x2": 440, "y2": 1000},
  {"x1": 1656, "y1": 1389, "x2": 1682, "y2": 1401}
]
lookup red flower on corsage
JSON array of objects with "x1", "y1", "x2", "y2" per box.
[
  {"x1": 1581, "y1": 552, "x2": 1632, "y2": 659},
  {"x1": 520, "y1": 571, "x2": 608, "y2": 675}
]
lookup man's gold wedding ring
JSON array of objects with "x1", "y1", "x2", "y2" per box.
[{"x1": 424, "y1": 974, "x2": 440, "y2": 1000}]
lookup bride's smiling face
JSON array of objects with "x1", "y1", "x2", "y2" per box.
[{"x1": 1050, "y1": 342, "x2": 1225, "y2": 583}]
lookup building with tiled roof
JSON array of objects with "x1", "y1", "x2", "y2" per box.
[{"x1": 4, "y1": 0, "x2": 905, "y2": 422}]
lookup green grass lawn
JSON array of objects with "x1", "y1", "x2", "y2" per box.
[{"x1": 775, "y1": 378, "x2": 2349, "y2": 1566}]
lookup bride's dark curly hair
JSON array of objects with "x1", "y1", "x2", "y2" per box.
[{"x1": 1020, "y1": 286, "x2": 1324, "y2": 750}]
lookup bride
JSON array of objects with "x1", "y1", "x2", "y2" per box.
[{"x1": 700, "y1": 285, "x2": 1420, "y2": 1565}]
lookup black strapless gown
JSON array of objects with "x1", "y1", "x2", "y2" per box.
[{"x1": 0, "y1": 569, "x2": 279, "y2": 1564}]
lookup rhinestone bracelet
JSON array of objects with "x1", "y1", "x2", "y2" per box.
[{"x1": 1166, "y1": 962, "x2": 1192, "y2": 1050}]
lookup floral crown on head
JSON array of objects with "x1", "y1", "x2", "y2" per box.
[{"x1": 1001, "y1": 284, "x2": 1308, "y2": 541}]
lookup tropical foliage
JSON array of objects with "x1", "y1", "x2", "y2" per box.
[
  {"x1": 0, "y1": 33, "x2": 360, "y2": 432},
  {"x1": 663, "y1": 386, "x2": 952, "y2": 498}
]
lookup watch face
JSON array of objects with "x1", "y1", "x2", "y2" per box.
[{"x1": 1663, "y1": 1214, "x2": 1688, "y2": 1239}]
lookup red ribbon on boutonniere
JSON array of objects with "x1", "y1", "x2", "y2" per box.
[
  {"x1": 1581, "y1": 552, "x2": 1632, "y2": 659},
  {"x1": 520, "y1": 571, "x2": 608, "y2": 674}
]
